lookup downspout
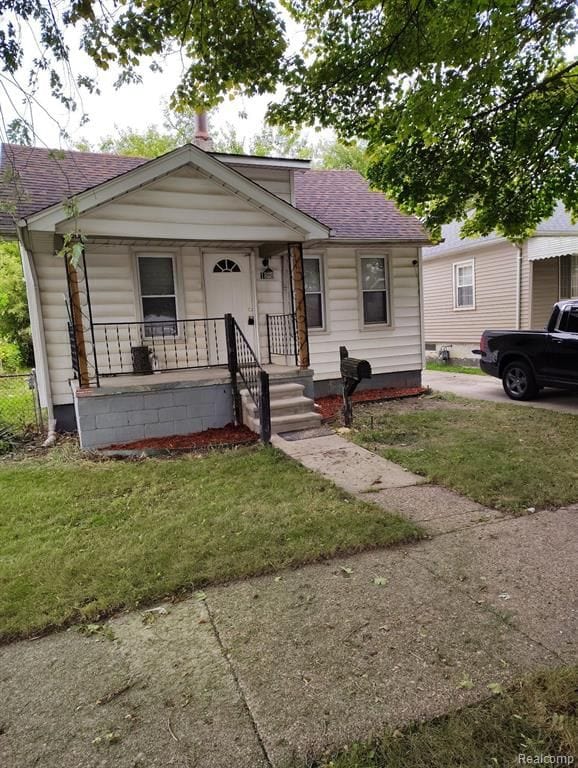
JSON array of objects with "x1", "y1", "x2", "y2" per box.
[
  {"x1": 515, "y1": 244, "x2": 523, "y2": 330},
  {"x1": 17, "y1": 226, "x2": 57, "y2": 446},
  {"x1": 414, "y1": 249, "x2": 426, "y2": 371}
]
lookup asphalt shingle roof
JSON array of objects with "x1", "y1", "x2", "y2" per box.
[{"x1": 0, "y1": 143, "x2": 428, "y2": 242}]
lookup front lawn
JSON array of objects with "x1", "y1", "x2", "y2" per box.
[
  {"x1": 315, "y1": 666, "x2": 578, "y2": 768},
  {"x1": 351, "y1": 395, "x2": 578, "y2": 512},
  {"x1": 426, "y1": 361, "x2": 486, "y2": 375},
  {"x1": 0, "y1": 445, "x2": 420, "y2": 641}
]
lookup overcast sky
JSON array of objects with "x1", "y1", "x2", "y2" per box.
[{"x1": 1, "y1": 8, "x2": 305, "y2": 151}]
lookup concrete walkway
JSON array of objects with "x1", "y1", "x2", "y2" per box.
[
  {"x1": 1, "y1": 433, "x2": 576, "y2": 768},
  {"x1": 423, "y1": 370, "x2": 578, "y2": 414}
]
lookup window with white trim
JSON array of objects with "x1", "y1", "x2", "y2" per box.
[
  {"x1": 304, "y1": 256, "x2": 325, "y2": 329},
  {"x1": 572, "y1": 254, "x2": 578, "y2": 298},
  {"x1": 137, "y1": 255, "x2": 178, "y2": 336},
  {"x1": 360, "y1": 255, "x2": 389, "y2": 324},
  {"x1": 453, "y1": 261, "x2": 475, "y2": 309}
]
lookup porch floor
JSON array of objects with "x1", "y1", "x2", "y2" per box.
[{"x1": 94, "y1": 364, "x2": 307, "y2": 395}]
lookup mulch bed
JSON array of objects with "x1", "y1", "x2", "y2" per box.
[
  {"x1": 315, "y1": 386, "x2": 427, "y2": 421},
  {"x1": 105, "y1": 423, "x2": 258, "y2": 452}
]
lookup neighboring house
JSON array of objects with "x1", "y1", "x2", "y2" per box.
[
  {"x1": 0, "y1": 140, "x2": 429, "y2": 448},
  {"x1": 422, "y1": 204, "x2": 578, "y2": 362}
]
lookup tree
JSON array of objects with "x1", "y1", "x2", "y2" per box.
[
  {"x1": 3, "y1": 0, "x2": 576, "y2": 239},
  {"x1": 317, "y1": 140, "x2": 369, "y2": 176},
  {"x1": 0, "y1": 241, "x2": 32, "y2": 369}
]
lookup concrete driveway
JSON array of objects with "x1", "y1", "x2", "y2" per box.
[{"x1": 423, "y1": 370, "x2": 578, "y2": 414}]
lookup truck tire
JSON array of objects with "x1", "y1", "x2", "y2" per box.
[{"x1": 502, "y1": 360, "x2": 538, "y2": 401}]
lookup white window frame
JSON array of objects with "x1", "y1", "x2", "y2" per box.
[
  {"x1": 135, "y1": 252, "x2": 180, "y2": 336},
  {"x1": 571, "y1": 254, "x2": 578, "y2": 298},
  {"x1": 303, "y1": 254, "x2": 326, "y2": 332},
  {"x1": 453, "y1": 259, "x2": 476, "y2": 310},
  {"x1": 357, "y1": 252, "x2": 392, "y2": 328}
]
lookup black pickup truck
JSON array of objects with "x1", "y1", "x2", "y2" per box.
[{"x1": 475, "y1": 300, "x2": 578, "y2": 400}]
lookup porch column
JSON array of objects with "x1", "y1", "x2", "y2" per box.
[
  {"x1": 59, "y1": 235, "x2": 95, "y2": 388},
  {"x1": 288, "y1": 242, "x2": 310, "y2": 369}
]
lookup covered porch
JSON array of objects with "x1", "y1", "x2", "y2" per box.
[{"x1": 67, "y1": 237, "x2": 318, "y2": 448}]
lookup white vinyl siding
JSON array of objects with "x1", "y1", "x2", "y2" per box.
[
  {"x1": 227, "y1": 165, "x2": 292, "y2": 203},
  {"x1": 531, "y1": 258, "x2": 560, "y2": 328},
  {"x1": 307, "y1": 245, "x2": 422, "y2": 380},
  {"x1": 453, "y1": 260, "x2": 475, "y2": 309},
  {"x1": 56, "y1": 166, "x2": 303, "y2": 242},
  {"x1": 423, "y1": 241, "x2": 523, "y2": 343},
  {"x1": 304, "y1": 255, "x2": 325, "y2": 329}
]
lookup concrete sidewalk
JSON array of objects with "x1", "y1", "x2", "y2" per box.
[
  {"x1": 1, "y1": 434, "x2": 576, "y2": 767},
  {"x1": 1, "y1": 506, "x2": 575, "y2": 768},
  {"x1": 423, "y1": 370, "x2": 578, "y2": 414}
]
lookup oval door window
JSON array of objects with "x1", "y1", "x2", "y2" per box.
[{"x1": 213, "y1": 259, "x2": 241, "y2": 273}]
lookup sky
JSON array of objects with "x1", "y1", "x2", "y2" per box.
[{"x1": 0, "y1": 7, "x2": 305, "y2": 151}]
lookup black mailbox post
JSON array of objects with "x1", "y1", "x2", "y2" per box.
[{"x1": 339, "y1": 346, "x2": 372, "y2": 426}]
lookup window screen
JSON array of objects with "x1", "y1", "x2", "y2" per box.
[
  {"x1": 304, "y1": 257, "x2": 324, "y2": 329},
  {"x1": 361, "y1": 256, "x2": 388, "y2": 324},
  {"x1": 138, "y1": 256, "x2": 177, "y2": 336}
]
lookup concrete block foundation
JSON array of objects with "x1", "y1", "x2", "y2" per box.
[{"x1": 74, "y1": 381, "x2": 233, "y2": 450}]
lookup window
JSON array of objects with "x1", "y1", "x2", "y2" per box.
[
  {"x1": 453, "y1": 261, "x2": 475, "y2": 309},
  {"x1": 559, "y1": 305, "x2": 578, "y2": 334},
  {"x1": 137, "y1": 255, "x2": 177, "y2": 336},
  {"x1": 304, "y1": 256, "x2": 325, "y2": 329},
  {"x1": 213, "y1": 259, "x2": 241, "y2": 273},
  {"x1": 572, "y1": 255, "x2": 578, "y2": 298},
  {"x1": 360, "y1": 255, "x2": 388, "y2": 324}
]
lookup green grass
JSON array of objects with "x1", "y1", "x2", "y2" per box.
[
  {"x1": 314, "y1": 666, "x2": 577, "y2": 768},
  {"x1": 352, "y1": 395, "x2": 578, "y2": 512},
  {"x1": 0, "y1": 445, "x2": 420, "y2": 641},
  {"x1": 426, "y1": 360, "x2": 486, "y2": 375}
]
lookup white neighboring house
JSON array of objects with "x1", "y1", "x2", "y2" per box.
[
  {"x1": 422, "y1": 204, "x2": 578, "y2": 362},
  {"x1": 0, "y1": 140, "x2": 429, "y2": 448}
]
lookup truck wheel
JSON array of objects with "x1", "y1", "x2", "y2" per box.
[{"x1": 502, "y1": 360, "x2": 538, "y2": 401}]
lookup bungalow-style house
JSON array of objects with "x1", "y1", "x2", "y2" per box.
[
  {"x1": 422, "y1": 204, "x2": 578, "y2": 362},
  {"x1": 0, "y1": 138, "x2": 429, "y2": 448}
]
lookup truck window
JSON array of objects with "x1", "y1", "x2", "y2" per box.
[{"x1": 559, "y1": 306, "x2": 578, "y2": 334}]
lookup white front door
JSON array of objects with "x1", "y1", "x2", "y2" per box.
[{"x1": 203, "y1": 252, "x2": 257, "y2": 363}]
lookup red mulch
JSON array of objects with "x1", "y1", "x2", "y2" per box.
[
  {"x1": 315, "y1": 386, "x2": 427, "y2": 421},
  {"x1": 105, "y1": 423, "x2": 257, "y2": 451}
]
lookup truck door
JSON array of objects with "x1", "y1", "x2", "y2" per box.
[{"x1": 547, "y1": 305, "x2": 578, "y2": 384}]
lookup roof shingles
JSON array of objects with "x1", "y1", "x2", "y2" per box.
[{"x1": 0, "y1": 143, "x2": 428, "y2": 242}]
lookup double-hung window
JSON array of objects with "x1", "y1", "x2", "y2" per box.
[
  {"x1": 453, "y1": 260, "x2": 475, "y2": 309},
  {"x1": 304, "y1": 256, "x2": 325, "y2": 329},
  {"x1": 137, "y1": 255, "x2": 178, "y2": 336},
  {"x1": 360, "y1": 255, "x2": 389, "y2": 324}
]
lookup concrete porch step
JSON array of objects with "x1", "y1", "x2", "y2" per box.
[
  {"x1": 245, "y1": 410, "x2": 322, "y2": 436},
  {"x1": 241, "y1": 381, "x2": 320, "y2": 435}
]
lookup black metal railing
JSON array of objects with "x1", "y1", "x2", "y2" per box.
[
  {"x1": 225, "y1": 313, "x2": 271, "y2": 444},
  {"x1": 91, "y1": 318, "x2": 227, "y2": 377},
  {"x1": 266, "y1": 313, "x2": 297, "y2": 365}
]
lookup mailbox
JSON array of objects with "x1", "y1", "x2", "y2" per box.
[
  {"x1": 340, "y1": 356, "x2": 372, "y2": 382},
  {"x1": 339, "y1": 346, "x2": 372, "y2": 426}
]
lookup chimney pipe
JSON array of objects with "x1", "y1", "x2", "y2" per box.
[{"x1": 193, "y1": 110, "x2": 213, "y2": 151}]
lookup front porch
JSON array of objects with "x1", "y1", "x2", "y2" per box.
[{"x1": 67, "y1": 238, "x2": 317, "y2": 448}]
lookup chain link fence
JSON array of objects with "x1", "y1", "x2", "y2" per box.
[{"x1": 0, "y1": 370, "x2": 44, "y2": 453}]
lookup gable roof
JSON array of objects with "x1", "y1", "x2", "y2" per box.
[
  {"x1": 293, "y1": 169, "x2": 429, "y2": 242},
  {"x1": 0, "y1": 143, "x2": 428, "y2": 243}
]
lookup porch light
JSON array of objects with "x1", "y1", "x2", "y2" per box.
[{"x1": 260, "y1": 257, "x2": 274, "y2": 280}]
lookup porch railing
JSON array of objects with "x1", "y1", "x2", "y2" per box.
[
  {"x1": 91, "y1": 318, "x2": 227, "y2": 377},
  {"x1": 225, "y1": 314, "x2": 271, "y2": 444},
  {"x1": 266, "y1": 312, "x2": 297, "y2": 365}
]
